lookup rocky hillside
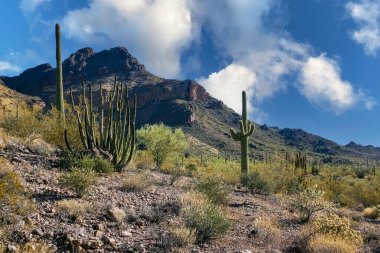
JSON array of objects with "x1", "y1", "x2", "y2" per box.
[
  {"x1": 1, "y1": 47, "x2": 379, "y2": 163},
  {"x1": 0, "y1": 79, "x2": 44, "y2": 116}
]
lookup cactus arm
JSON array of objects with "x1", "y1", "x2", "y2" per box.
[{"x1": 230, "y1": 128, "x2": 241, "y2": 141}]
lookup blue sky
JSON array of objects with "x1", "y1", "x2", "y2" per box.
[{"x1": 1, "y1": 0, "x2": 380, "y2": 146}]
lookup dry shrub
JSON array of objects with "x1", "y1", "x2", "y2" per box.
[
  {"x1": 252, "y1": 216, "x2": 281, "y2": 243},
  {"x1": 16, "y1": 242, "x2": 54, "y2": 253},
  {"x1": 134, "y1": 151, "x2": 155, "y2": 170},
  {"x1": 123, "y1": 174, "x2": 149, "y2": 192},
  {"x1": 0, "y1": 162, "x2": 35, "y2": 225},
  {"x1": 310, "y1": 214, "x2": 363, "y2": 249},
  {"x1": 181, "y1": 192, "x2": 230, "y2": 243},
  {"x1": 59, "y1": 167, "x2": 97, "y2": 197},
  {"x1": 290, "y1": 185, "x2": 336, "y2": 222},
  {"x1": 157, "y1": 226, "x2": 195, "y2": 251},
  {"x1": 195, "y1": 177, "x2": 229, "y2": 205},
  {"x1": 363, "y1": 205, "x2": 380, "y2": 220},
  {"x1": 57, "y1": 199, "x2": 88, "y2": 221},
  {"x1": 308, "y1": 234, "x2": 359, "y2": 253}
]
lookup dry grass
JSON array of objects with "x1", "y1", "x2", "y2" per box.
[
  {"x1": 252, "y1": 216, "x2": 281, "y2": 243},
  {"x1": 57, "y1": 199, "x2": 88, "y2": 221},
  {"x1": 308, "y1": 234, "x2": 360, "y2": 253},
  {"x1": 363, "y1": 206, "x2": 380, "y2": 220},
  {"x1": 123, "y1": 174, "x2": 150, "y2": 192}
]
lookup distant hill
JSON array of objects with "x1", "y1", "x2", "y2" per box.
[
  {"x1": 1, "y1": 47, "x2": 379, "y2": 164},
  {"x1": 0, "y1": 79, "x2": 44, "y2": 116}
]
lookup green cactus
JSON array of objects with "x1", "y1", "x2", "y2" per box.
[
  {"x1": 230, "y1": 91, "x2": 255, "y2": 176},
  {"x1": 55, "y1": 23, "x2": 65, "y2": 122},
  {"x1": 295, "y1": 151, "x2": 307, "y2": 174},
  {"x1": 67, "y1": 77, "x2": 137, "y2": 172}
]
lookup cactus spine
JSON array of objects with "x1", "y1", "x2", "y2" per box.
[
  {"x1": 230, "y1": 91, "x2": 254, "y2": 176},
  {"x1": 55, "y1": 23, "x2": 65, "y2": 122},
  {"x1": 68, "y1": 78, "x2": 137, "y2": 171}
]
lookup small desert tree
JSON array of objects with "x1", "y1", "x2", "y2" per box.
[{"x1": 137, "y1": 123, "x2": 187, "y2": 168}]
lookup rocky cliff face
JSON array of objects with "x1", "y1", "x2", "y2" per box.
[{"x1": 1, "y1": 47, "x2": 379, "y2": 163}]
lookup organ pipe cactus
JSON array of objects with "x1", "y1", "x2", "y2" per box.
[
  {"x1": 67, "y1": 77, "x2": 137, "y2": 171},
  {"x1": 55, "y1": 23, "x2": 65, "y2": 122},
  {"x1": 230, "y1": 91, "x2": 254, "y2": 176}
]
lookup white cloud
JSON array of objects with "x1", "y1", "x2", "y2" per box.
[
  {"x1": 0, "y1": 61, "x2": 21, "y2": 74},
  {"x1": 299, "y1": 55, "x2": 358, "y2": 113},
  {"x1": 20, "y1": 0, "x2": 50, "y2": 13},
  {"x1": 58, "y1": 0, "x2": 374, "y2": 116},
  {"x1": 62, "y1": 0, "x2": 195, "y2": 78},
  {"x1": 197, "y1": 64, "x2": 256, "y2": 113},
  {"x1": 346, "y1": 0, "x2": 380, "y2": 55}
]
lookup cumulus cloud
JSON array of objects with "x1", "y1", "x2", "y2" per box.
[
  {"x1": 62, "y1": 0, "x2": 195, "y2": 78},
  {"x1": 0, "y1": 61, "x2": 21, "y2": 74},
  {"x1": 197, "y1": 64, "x2": 256, "y2": 113},
  {"x1": 20, "y1": 0, "x2": 50, "y2": 13},
  {"x1": 59, "y1": 0, "x2": 374, "y2": 116},
  {"x1": 346, "y1": 0, "x2": 380, "y2": 55},
  {"x1": 299, "y1": 55, "x2": 358, "y2": 113}
]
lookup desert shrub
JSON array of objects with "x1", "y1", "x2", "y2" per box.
[
  {"x1": 0, "y1": 164, "x2": 35, "y2": 225},
  {"x1": 310, "y1": 214, "x2": 363, "y2": 248},
  {"x1": 0, "y1": 110, "x2": 41, "y2": 141},
  {"x1": 57, "y1": 199, "x2": 88, "y2": 222},
  {"x1": 137, "y1": 124, "x2": 188, "y2": 168},
  {"x1": 59, "y1": 167, "x2": 97, "y2": 197},
  {"x1": 157, "y1": 226, "x2": 195, "y2": 251},
  {"x1": 363, "y1": 205, "x2": 380, "y2": 220},
  {"x1": 352, "y1": 166, "x2": 369, "y2": 179},
  {"x1": 195, "y1": 177, "x2": 229, "y2": 205},
  {"x1": 185, "y1": 163, "x2": 197, "y2": 176},
  {"x1": 241, "y1": 171, "x2": 271, "y2": 194},
  {"x1": 40, "y1": 107, "x2": 82, "y2": 150},
  {"x1": 134, "y1": 151, "x2": 155, "y2": 170},
  {"x1": 351, "y1": 176, "x2": 380, "y2": 207},
  {"x1": 60, "y1": 152, "x2": 114, "y2": 173},
  {"x1": 290, "y1": 185, "x2": 336, "y2": 222},
  {"x1": 308, "y1": 234, "x2": 360, "y2": 253},
  {"x1": 93, "y1": 157, "x2": 114, "y2": 173},
  {"x1": 251, "y1": 216, "x2": 281, "y2": 243},
  {"x1": 123, "y1": 174, "x2": 149, "y2": 192},
  {"x1": 181, "y1": 192, "x2": 230, "y2": 243},
  {"x1": 197, "y1": 158, "x2": 240, "y2": 185}
]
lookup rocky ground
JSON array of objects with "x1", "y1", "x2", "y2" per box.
[{"x1": 0, "y1": 145, "x2": 379, "y2": 253}]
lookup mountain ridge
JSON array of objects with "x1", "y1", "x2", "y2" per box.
[{"x1": 1, "y1": 46, "x2": 379, "y2": 163}]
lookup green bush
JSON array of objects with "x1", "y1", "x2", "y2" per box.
[
  {"x1": 0, "y1": 164, "x2": 35, "y2": 225},
  {"x1": 137, "y1": 124, "x2": 188, "y2": 168},
  {"x1": 182, "y1": 192, "x2": 230, "y2": 243},
  {"x1": 59, "y1": 167, "x2": 97, "y2": 197},
  {"x1": 241, "y1": 171, "x2": 271, "y2": 194},
  {"x1": 195, "y1": 177, "x2": 229, "y2": 205},
  {"x1": 290, "y1": 185, "x2": 336, "y2": 222},
  {"x1": 60, "y1": 152, "x2": 114, "y2": 173},
  {"x1": 93, "y1": 157, "x2": 114, "y2": 173}
]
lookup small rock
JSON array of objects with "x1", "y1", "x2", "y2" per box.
[
  {"x1": 101, "y1": 235, "x2": 115, "y2": 245},
  {"x1": 120, "y1": 230, "x2": 132, "y2": 237},
  {"x1": 32, "y1": 228, "x2": 44, "y2": 237},
  {"x1": 7, "y1": 244, "x2": 17, "y2": 252},
  {"x1": 94, "y1": 223, "x2": 105, "y2": 231},
  {"x1": 82, "y1": 239, "x2": 103, "y2": 250},
  {"x1": 94, "y1": 230, "x2": 104, "y2": 238},
  {"x1": 107, "y1": 206, "x2": 126, "y2": 223}
]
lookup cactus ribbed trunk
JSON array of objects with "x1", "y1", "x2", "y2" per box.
[
  {"x1": 67, "y1": 78, "x2": 137, "y2": 172},
  {"x1": 230, "y1": 91, "x2": 254, "y2": 177},
  {"x1": 55, "y1": 23, "x2": 65, "y2": 123}
]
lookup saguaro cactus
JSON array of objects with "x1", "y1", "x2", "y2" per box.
[
  {"x1": 230, "y1": 91, "x2": 254, "y2": 176},
  {"x1": 67, "y1": 78, "x2": 137, "y2": 171},
  {"x1": 55, "y1": 23, "x2": 65, "y2": 122}
]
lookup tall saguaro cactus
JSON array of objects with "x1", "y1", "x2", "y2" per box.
[
  {"x1": 55, "y1": 23, "x2": 65, "y2": 122},
  {"x1": 230, "y1": 91, "x2": 254, "y2": 176}
]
